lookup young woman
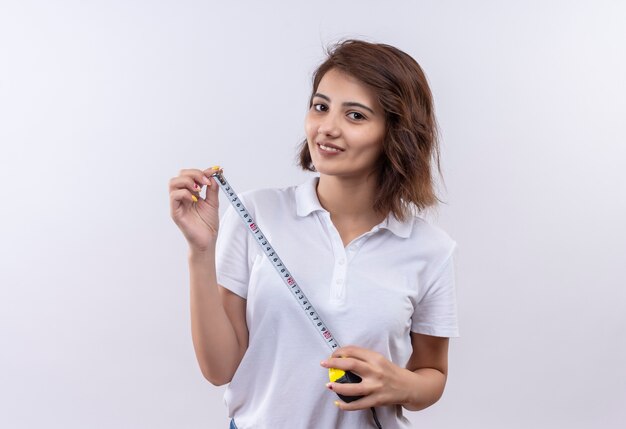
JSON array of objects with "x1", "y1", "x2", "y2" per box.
[{"x1": 169, "y1": 39, "x2": 458, "y2": 429}]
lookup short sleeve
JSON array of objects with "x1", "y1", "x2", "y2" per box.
[
  {"x1": 411, "y1": 246, "x2": 459, "y2": 337},
  {"x1": 215, "y1": 201, "x2": 252, "y2": 299}
]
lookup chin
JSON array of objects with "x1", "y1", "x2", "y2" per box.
[{"x1": 314, "y1": 166, "x2": 364, "y2": 179}]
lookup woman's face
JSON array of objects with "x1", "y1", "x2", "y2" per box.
[{"x1": 305, "y1": 68, "x2": 386, "y2": 180}]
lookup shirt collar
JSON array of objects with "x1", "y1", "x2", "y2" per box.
[
  {"x1": 379, "y1": 212, "x2": 413, "y2": 238},
  {"x1": 295, "y1": 176, "x2": 325, "y2": 217},
  {"x1": 295, "y1": 176, "x2": 414, "y2": 239}
]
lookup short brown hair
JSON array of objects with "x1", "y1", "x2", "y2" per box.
[{"x1": 298, "y1": 39, "x2": 441, "y2": 220}]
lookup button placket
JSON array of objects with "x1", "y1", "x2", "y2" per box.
[
  {"x1": 333, "y1": 264, "x2": 347, "y2": 301},
  {"x1": 331, "y1": 239, "x2": 348, "y2": 302},
  {"x1": 318, "y1": 212, "x2": 349, "y2": 303}
]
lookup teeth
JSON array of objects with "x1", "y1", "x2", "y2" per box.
[{"x1": 320, "y1": 144, "x2": 341, "y2": 153}]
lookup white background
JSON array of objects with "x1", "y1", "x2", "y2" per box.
[{"x1": 1, "y1": 1, "x2": 625, "y2": 428}]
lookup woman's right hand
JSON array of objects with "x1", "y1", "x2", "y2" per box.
[{"x1": 169, "y1": 167, "x2": 221, "y2": 252}]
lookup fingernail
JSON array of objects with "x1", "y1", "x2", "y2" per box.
[
  {"x1": 320, "y1": 360, "x2": 327, "y2": 366},
  {"x1": 194, "y1": 183, "x2": 199, "y2": 190},
  {"x1": 334, "y1": 401, "x2": 340, "y2": 407},
  {"x1": 191, "y1": 195, "x2": 198, "y2": 203},
  {"x1": 211, "y1": 165, "x2": 220, "y2": 170},
  {"x1": 326, "y1": 383, "x2": 333, "y2": 390}
]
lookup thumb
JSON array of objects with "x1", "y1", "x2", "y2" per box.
[{"x1": 204, "y1": 174, "x2": 220, "y2": 207}]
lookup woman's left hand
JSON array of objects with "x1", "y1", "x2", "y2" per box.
[{"x1": 320, "y1": 345, "x2": 412, "y2": 411}]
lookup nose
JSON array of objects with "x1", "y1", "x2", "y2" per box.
[{"x1": 317, "y1": 112, "x2": 341, "y2": 138}]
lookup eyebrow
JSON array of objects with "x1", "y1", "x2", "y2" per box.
[{"x1": 312, "y1": 92, "x2": 376, "y2": 115}]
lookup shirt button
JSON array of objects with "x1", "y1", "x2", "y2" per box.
[
  {"x1": 338, "y1": 258, "x2": 346, "y2": 265},
  {"x1": 336, "y1": 278, "x2": 343, "y2": 285}
]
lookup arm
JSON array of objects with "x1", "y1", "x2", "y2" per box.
[
  {"x1": 189, "y1": 250, "x2": 249, "y2": 386},
  {"x1": 400, "y1": 332, "x2": 449, "y2": 411},
  {"x1": 169, "y1": 168, "x2": 249, "y2": 386}
]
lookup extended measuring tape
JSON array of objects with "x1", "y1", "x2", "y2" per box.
[{"x1": 211, "y1": 172, "x2": 363, "y2": 403}]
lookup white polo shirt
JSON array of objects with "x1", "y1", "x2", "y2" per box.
[{"x1": 216, "y1": 176, "x2": 458, "y2": 429}]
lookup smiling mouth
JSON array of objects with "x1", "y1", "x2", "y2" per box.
[{"x1": 317, "y1": 143, "x2": 344, "y2": 153}]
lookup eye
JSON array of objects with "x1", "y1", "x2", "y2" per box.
[
  {"x1": 347, "y1": 111, "x2": 366, "y2": 121},
  {"x1": 312, "y1": 103, "x2": 328, "y2": 112}
]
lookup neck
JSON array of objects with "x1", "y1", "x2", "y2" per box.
[{"x1": 316, "y1": 173, "x2": 382, "y2": 223}]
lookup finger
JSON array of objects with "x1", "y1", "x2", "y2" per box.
[
  {"x1": 202, "y1": 165, "x2": 223, "y2": 186},
  {"x1": 326, "y1": 380, "x2": 370, "y2": 398},
  {"x1": 331, "y1": 345, "x2": 374, "y2": 361},
  {"x1": 170, "y1": 188, "x2": 201, "y2": 214},
  {"x1": 170, "y1": 178, "x2": 203, "y2": 203},
  {"x1": 177, "y1": 166, "x2": 218, "y2": 184},
  {"x1": 177, "y1": 168, "x2": 211, "y2": 186},
  {"x1": 169, "y1": 174, "x2": 207, "y2": 195},
  {"x1": 321, "y1": 357, "x2": 369, "y2": 377},
  {"x1": 176, "y1": 166, "x2": 222, "y2": 191},
  {"x1": 203, "y1": 165, "x2": 223, "y2": 177},
  {"x1": 203, "y1": 175, "x2": 220, "y2": 206},
  {"x1": 332, "y1": 395, "x2": 378, "y2": 411}
]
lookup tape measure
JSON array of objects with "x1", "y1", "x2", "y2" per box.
[{"x1": 211, "y1": 172, "x2": 363, "y2": 403}]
